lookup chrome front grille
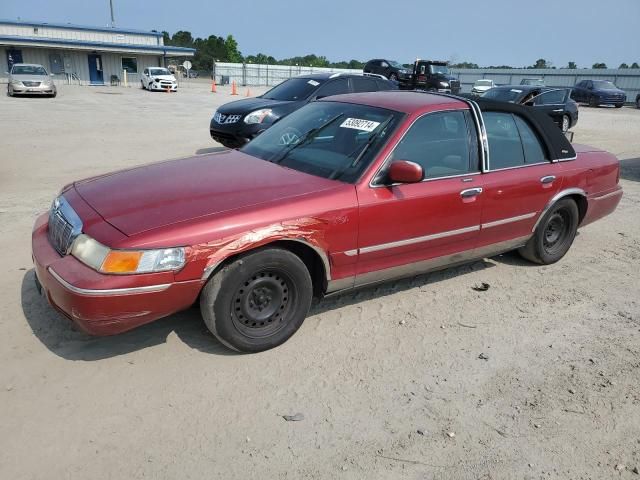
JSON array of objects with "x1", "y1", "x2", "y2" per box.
[
  {"x1": 23, "y1": 81, "x2": 41, "y2": 87},
  {"x1": 47, "y1": 196, "x2": 83, "y2": 256},
  {"x1": 214, "y1": 112, "x2": 242, "y2": 124}
]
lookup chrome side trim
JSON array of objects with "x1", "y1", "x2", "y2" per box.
[
  {"x1": 481, "y1": 212, "x2": 537, "y2": 229},
  {"x1": 591, "y1": 189, "x2": 622, "y2": 201},
  {"x1": 200, "y1": 238, "x2": 332, "y2": 282},
  {"x1": 344, "y1": 249, "x2": 358, "y2": 257},
  {"x1": 48, "y1": 268, "x2": 171, "y2": 297},
  {"x1": 532, "y1": 187, "x2": 587, "y2": 232},
  {"x1": 351, "y1": 235, "x2": 531, "y2": 289},
  {"x1": 359, "y1": 225, "x2": 480, "y2": 255}
]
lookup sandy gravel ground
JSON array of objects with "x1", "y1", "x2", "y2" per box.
[{"x1": 1, "y1": 83, "x2": 639, "y2": 480}]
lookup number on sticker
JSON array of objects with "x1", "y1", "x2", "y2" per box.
[{"x1": 340, "y1": 118, "x2": 381, "y2": 132}]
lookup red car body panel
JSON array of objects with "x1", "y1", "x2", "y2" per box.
[{"x1": 31, "y1": 92, "x2": 623, "y2": 336}]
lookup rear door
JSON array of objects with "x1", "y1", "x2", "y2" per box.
[
  {"x1": 477, "y1": 111, "x2": 563, "y2": 249},
  {"x1": 533, "y1": 89, "x2": 570, "y2": 127},
  {"x1": 355, "y1": 109, "x2": 483, "y2": 285},
  {"x1": 314, "y1": 78, "x2": 350, "y2": 99}
]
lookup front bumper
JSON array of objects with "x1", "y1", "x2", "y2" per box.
[
  {"x1": 149, "y1": 82, "x2": 177, "y2": 91},
  {"x1": 31, "y1": 213, "x2": 202, "y2": 335},
  {"x1": 11, "y1": 83, "x2": 56, "y2": 95},
  {"x1": 209, "y1": 117, "x2": 264, "y2": 147}
]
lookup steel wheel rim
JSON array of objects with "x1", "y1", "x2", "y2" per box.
[
  {"x1": 231, "y1": 269, "x2": 295, "y2": 338},
  {"x1": 543, "y1": 209, "x2": 570, "y2": 255}
]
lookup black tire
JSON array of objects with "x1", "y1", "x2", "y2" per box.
[
  {"x1": 518, "y1": 198, "x2": 579, "y2": 265},
  {"x1": 615, "y1": 103, "x2": 623, "y2": 109},
  {"x1": 561, "y1": 115, "x2": 570, "y2": 132},
  {"x1": 200, "y1": 248, "x2": 313, "y2": 353},
  {"x1": 51, "y1": 90, "x2": 57, "y2": 98},
  {"x1": 589, "y1": 96, "x2": 598, "y2": 108}
]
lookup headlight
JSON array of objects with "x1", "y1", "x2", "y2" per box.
[
  {"x1": 439, "y1": 81, "x2": 450, "y2": 88},
  {"x1": 11, "y1": 80, "x2": 22, "y2": 86},
  {"x1": 71, "y1": 234, "x2": 185, "y2": 274},
  {"x1": 244, "y1": 109, "x2": 272, "y2": 124},
  {"x1": 400, "y1": 70, "x2": 407, "y2": 74}
]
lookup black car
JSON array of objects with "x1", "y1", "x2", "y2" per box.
[
  {"x1": 210, "y1": 73, "x2": 397, "y2": 148},
  {"x1": 482, "y1": 86, "x2": 578, "y2": 132},
  {"x1": 363, "y1": 59, "x2": 411, "y2": 84},
  {"x1": 570, "y1": 80, "x2": 626, "y2": 108}
]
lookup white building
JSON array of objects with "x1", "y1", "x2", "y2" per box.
[{"x1": 0, "y1": 19, "x2": 195, "y2": 85}]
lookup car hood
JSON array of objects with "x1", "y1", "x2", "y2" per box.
[
  {"x1": 594, "y1": 88, "x2": 625, "y2": 95},
  {"x1": 11, "y1": 74, "x2": 52, "y2": 82},
  {"x1": 217, "y1": 97, "x2": 295, "y2": 114},
  {"x1": 151, "y1": 74, "x2": 176, "y2": 81},
  {"x1": 73, "y1": 150, "x2": 342, "y2": 236}
]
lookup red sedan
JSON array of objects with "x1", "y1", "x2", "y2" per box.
[{"x1": 32, "y1": 92, "x2": 623, "y2": 352}]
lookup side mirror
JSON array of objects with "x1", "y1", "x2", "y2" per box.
[{"x1": 388, "y1": 160, "x2": 423, "y2": 184}]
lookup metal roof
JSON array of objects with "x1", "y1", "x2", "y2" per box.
[
  {"x1": 0, "y1": 35, "x2": 195, "y2": 55},
  {"x1": 0, "y1": 19, "x2": 164, "y2": 37}
]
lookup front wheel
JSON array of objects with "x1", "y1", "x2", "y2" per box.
[
  {"x1": 589, "y1": 96, "x2": 598, "y2": 108},
  {"x1": 615, "y1": 103, "x2": 623, "y2": 109},
  {"x1": 200, "y1": 248, "x2": 313, "y2": 353},
  {"x1": 519, "y1": 198, "x2": 579, "y2": 265}
]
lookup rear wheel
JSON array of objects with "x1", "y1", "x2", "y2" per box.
[
  {"x1": 200, "y1": 248, "x2": 313, "y2": 353},
  {"x1": 561, "y1": 115, "x2": 570, "y2": 132},
  {"x1": 519, "y1": 198, "x2": 579, "y2": 265}
]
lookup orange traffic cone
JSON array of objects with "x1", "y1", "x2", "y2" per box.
[
  {"x1": 230, "y1": 81, "x2": 238, "y2": 95},
  {"x1": 211, "y1": 80, "x2": 217, "y2": 93},
  {"x1": 246, "y1": 88, "x2": 252, "y2": 97}
]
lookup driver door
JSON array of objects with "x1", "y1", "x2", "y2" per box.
[{"x1": 354, "y1": 110, "x2": 483, "y2": 286}]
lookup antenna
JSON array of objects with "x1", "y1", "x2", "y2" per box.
[{"x1": 109, "y1": 0, "x2": 115, "y2": 28}]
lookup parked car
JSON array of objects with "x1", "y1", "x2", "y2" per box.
[
  {"x1": 32, "y1": 91, "x2": 622, "y2": 352},
  {"x1": 471, "y1": 79, "x2": 495, "y2": 95},
  {"x1": 520, "y1": 78, "x2": 545, "y2": 86},
  {"x1": 6, "y1": 63, "x2": 57, "y2": 97},
  {"x1": 140, "y1": 67, "x2": 178, "y2": 92},
  {"x1": 402, "y1": 59, "x2": 461, "y2": 94},
  {"x1": 209, "y1": 73, "x2": 397, "y2": 148},
  {"x1": 363, "y1": 59, "x2": 412, "y2": 84},
  {"x1": 482, "y1": 86, "x2": 578, "y2": 132},
  {"x1": 570, "y1": 80, "x2": 626, "y2": 108}
]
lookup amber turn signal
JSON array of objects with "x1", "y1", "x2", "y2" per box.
[{"x1": 101, "y1": 251, "x2": 143, "y2": 273}]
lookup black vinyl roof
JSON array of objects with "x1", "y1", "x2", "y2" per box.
[{"x1": 473, "y1": 97, "x2": 576, "y2": 161}]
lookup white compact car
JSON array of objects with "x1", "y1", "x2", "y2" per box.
[
  {"x1": 141, "y1": 67, "x2": 177, "y2": 92},
  {"x1": 471, "y1": 79, "x2": 495, "y2": 95}
]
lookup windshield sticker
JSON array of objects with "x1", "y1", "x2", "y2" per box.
[
  {"x1": 510, "y1": 89, "x2": 523, "y2": 93},
  {"x1": 340, "y1": 118, "x2": 381, "y2": 132},
  {"x1": 307, "y1": 80, "x2": 320, "y2": 86}
]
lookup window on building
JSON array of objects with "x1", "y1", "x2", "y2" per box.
[{"x1": 121, "y1": 57, "x2": 138, "y2": 74}]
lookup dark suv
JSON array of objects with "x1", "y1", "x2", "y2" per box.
[
  {"x1": 210, "y1": 73, "x2": 397, "y2": 148},
  {"x1": 363, "y1": 59, "x2": 411, "y2": 84},
  {"x1": 571, "y1": 80, "x2": 626, "y2": 108}
]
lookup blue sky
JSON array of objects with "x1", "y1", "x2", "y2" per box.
[{"x1": 2, "y1": 0, "x2": 639, "y2": 68}]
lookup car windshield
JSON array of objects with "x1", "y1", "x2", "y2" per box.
[
  {"x1": 475, "y1": 80, "x2": 493, "y2": 87},
  {"x1": 261, "y1": 78, "x2": 323, "y2": 101},
  {"x1": 149, "y1": 68, "x2": 171, "y2": 75},
  {"x1": 593, "y1": 80, "x2": 617, "y2": 90},
  {"x1": 12, "y1": 65, "x2": 47, "y2": 75},
  {"x1": 482, "y1": 88, "x2": 524, "y2": 102},
  {"x1": 429, "y1": 64, "x2": 449, "y2": 75},
  {"x1": 389, "y1": 60, "x2": 404, "y2": 68},
  {"x1": 241, "y1": 101, "x2": 403, "y2": 183}
]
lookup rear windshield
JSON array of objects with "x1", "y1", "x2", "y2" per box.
[
  {"x1": 261, "y1": 78, "x2": 323, "y2": 101},
  {"x1": 482, "y1": 88, "x2": 524, "y2": 102},
  {"x1": 11, "y1": 65, "x2": 47, "y2": 75}
]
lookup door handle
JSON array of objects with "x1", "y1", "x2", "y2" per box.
[
  {"x1": 552, "y1": 109, "x2": 563, "y2": 112},
  {"x1": 460, "y1": 187, "x2": 483, "y2": 198},
  {"x1": 540, "y1": 175, "x2": 556, "y2": 184}
]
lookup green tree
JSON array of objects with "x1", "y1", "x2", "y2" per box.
[
  {"x1": 531, "y1": 58, "x2": 550, "y2": 69},
  {"x1": 592, "y1": 62, "x2": 607, "y2": 69},
  {"x1": 224, "y1": 35, "x2": 243, "y2": 63},
  {"x1": 566, "y1": 61, "x2": 577, "y2": 69},
  {"x1": 631, "y1": 62, "x2": 640, "y2": 69},
  {"x1": 450, "y1": 61, "x2": 479, "y2": 69},
  {"x1": 619, "y1": 63, "x2": 629, "y2": 69}
]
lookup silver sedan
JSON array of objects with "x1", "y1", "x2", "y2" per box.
[{"x1": 7, "y1": 63, "x2": 57, "y2": 97}]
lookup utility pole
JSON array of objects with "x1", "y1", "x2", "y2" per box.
[{"x1": 109, "y1": 0, "x2": 115, "y2": 28}]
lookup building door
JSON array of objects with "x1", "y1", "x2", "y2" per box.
[
  {"x1": 6, "y1": 49, "x2": 23, "y2": 70},
  {"x1": 88, "y1": 54, "x2": 104, "y2": 84}
]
